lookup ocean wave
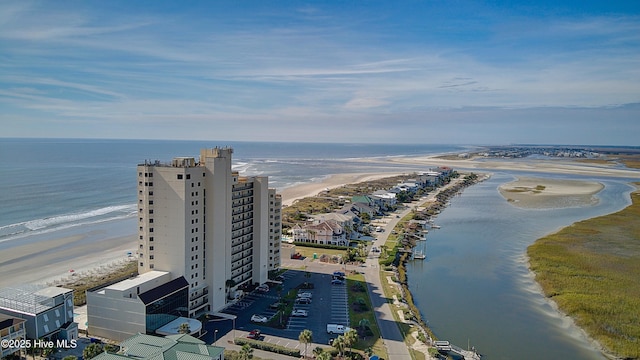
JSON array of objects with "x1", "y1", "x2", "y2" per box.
[{"x1": 0, "y1": 204, "x2": 137, "y2": 243}]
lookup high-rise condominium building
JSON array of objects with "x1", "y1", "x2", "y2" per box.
[{"x1": 136, "y1": 147, "x2": 281, "y2": 316}]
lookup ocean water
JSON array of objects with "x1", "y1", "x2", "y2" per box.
[
  {"x1": 1, "y1": 138, "x2": 636, "y2": 359},
  {"x1": 0, "y1": 138, "x2": 465, "y2": 244}
]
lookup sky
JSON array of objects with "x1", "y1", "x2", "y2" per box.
[{"x1": 1, "y1": 1, "x2": 639, "y2": 145}]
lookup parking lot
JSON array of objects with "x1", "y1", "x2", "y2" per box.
[{"x1": 204, "y1": 261, "x2": 356, "y2": 348}]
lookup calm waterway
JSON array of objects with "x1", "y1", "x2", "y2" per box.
[{"x1": 407, "y1": 172, "x2": 635, "y2": 360}]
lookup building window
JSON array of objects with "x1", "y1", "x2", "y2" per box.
[
  {"x1": 186, "y1": 174, "x2": 191, "y2": 179},
  {"x1": 178, "y1": 174, "x2": 183, "y2": 179},
  {"x1": 150, "y1": 228, "x2": 154, "y2": 232},
  {"x1": 150, "y1": 237, "x2": 154, "y2": 241},
  {"x1": 149, "y1": 246, "x2": 154, "y2": 250},
  {"x1": 149, "y1": 200, "x2": 154, "y2": 205},
  {"x1": 140, "y1": 262, "x2": 143, "y2": 266},
  {"x1": 150, "y1": 255, "x2": 154, "y2": 260},
  {"x1": 150, "y1": 264, "x2": 154, "y2": 269}
]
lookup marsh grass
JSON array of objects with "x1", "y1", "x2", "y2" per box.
[{"x1": 528, "y1": 186, "x2": 640, "y2": 358}]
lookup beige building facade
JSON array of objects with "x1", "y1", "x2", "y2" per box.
[{"x1": 136, "y1": 147, "x2": 281, "y2": 316}]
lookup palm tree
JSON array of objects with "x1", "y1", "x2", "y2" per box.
[
  {"x1": 312, "y1": 346, "x2": 324, "y2": 358},
  {"x1": 82, "y1": 343, "x2": 104, "y2": 360},
  {"x1": 316, "y1": 351, "x2": 332, "y2": 360},
  {"x1": 358, "y1": 318, "x2": 370, "y2": 330},
  {"x1": 344, "y1": 328, "x2": 358, "y2": 357},
  {"x1": 298, "y1": 329, "x2": 313, "y2": 358},
  {"x1": 238, "y1": 344, "x2": 253, "y2": 360},
  {"x1": 332, "y1": 335, "x2": 345, "y2": 358},
  {"x1": 178, "y1": 322, "x2": 190, "y2": 334}
]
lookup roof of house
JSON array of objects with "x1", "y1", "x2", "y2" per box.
[
  {"x1": 0, "y1": 314, "x2": 26, "y2": 329},
  {"x1": 96, "y1": 333, "x2": 223, "y2": 360},
  {"x1": 0, "y1": 285, "x2": 72, "y2": 315}
]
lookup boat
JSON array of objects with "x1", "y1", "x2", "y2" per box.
[
  {"x1": 431, "y1": 224, "x2": 441, "y2": 229},
  {"x1": 413, "y1": 250, "x2": 426, "y2": 259}
]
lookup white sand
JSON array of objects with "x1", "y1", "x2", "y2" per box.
[
  {"x1": 498, "y1": 177, "x2": 605, "y2": 209},
  {"x1": 279, "y1": 172, "x2": 406, "y2": 206},
  {"x1": 3, "y1": 155, "x2": 638, "y2": 288}
]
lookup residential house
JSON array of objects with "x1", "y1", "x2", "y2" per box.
[
  {"x1": 0, "y1": 285, "x2": 77, "y2": 342},
  {"x1": 0, "y1": 314, "x2": 26, "y2": 358},
  {"x1": 292, "y1": 220, "x2": 347, "y2": 246},
  {"x1": 93, "y1": 333, "x2": 223, "y2": 360}
]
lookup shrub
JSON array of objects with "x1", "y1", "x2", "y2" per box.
[{"x1": 234, "y1": 338, "x2": 301, "y2": 357}]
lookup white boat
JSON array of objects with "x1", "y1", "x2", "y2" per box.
[
  {"x1": 413, "y1": 250, "x2": 426, "y2": 259},
  {"x1": 431, "y1": 224, "x2": 441, "y2": 229}
]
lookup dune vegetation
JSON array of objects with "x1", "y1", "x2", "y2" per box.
[{"x1": 528, "y1": 185, "x2": 640, "y2": 359}]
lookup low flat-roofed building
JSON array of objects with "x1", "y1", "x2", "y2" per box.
[
  {"x1": 93, "y1": 333, "x2": 223, "y2": 360},
  {"x1": 87, "y1": 271, "x2": 196, "y2": 342},
  {"x1": 0, "y1": 285, "x2": 77, "y2": 341},
  {"x1": 0, "y1": 314, "x2": 27, "y2": 358}
]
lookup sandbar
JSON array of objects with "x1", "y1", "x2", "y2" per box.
[{"x1": 498, "y1": 177, "x2": 604, "y2": 209}]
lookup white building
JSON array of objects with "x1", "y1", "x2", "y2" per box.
[
  {"x1": 135, "y1": 147, "x2": 281, "y2": 316},
  {"x1": 292, "y1": 220, "x2": 347, "y2": 246}
]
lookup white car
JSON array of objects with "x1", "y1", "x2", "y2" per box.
[
  {"x1": 297, "y1": 292, "x2": 312, "y2": 299},
  {"x1": 256, "y1": 284, "x2": 269, "y2": 292},
  {"x1": 291, "y1": 309, "x2": 308, "y2": 317},
  {"x1": 251, "y1": 314, "x2": 268, "y2": 323}
]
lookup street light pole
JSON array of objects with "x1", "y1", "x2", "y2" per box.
[{"x1": 214, "y1": 329, "x2": 218, "y2": 346}]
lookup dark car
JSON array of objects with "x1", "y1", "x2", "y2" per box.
[{"x1": 247, "y1": 329, "x2": 262, "y2": 339}]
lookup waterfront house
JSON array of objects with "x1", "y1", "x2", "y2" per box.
[{"x1": 0, "y1": 285, "x2": 77, "y2": 342}]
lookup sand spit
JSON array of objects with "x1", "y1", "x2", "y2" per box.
[{"x1": 498, "y1": 177, "x2": 604, "y2": 209}]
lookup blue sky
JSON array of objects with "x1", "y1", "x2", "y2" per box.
[{"x1": 1, "y1": 1, "x2": 639, "y2": 145}]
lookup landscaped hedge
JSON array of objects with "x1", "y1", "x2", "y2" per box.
[
  {"x1": 234, "y1": 338, "x2": 301, "y2": 357},
  {"x1": 292, "y1": 242, "x2": 348, "y2": 250}
]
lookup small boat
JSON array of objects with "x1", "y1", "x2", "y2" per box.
[
  {"x1": 431, "y1": 225, "x2": 441, "y2": 229},
  {"x1": 413, "y1": 251, "x2": 426, "y2": 259}
]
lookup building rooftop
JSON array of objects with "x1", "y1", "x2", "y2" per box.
[
  {"x1": 105, "y1": 271, "x2": 170, "y2": 292},
  {"x1": 96, "y1": 333, "x2": 223, "y2": 360},
  {"x1": 0, "y1": 284, "x2": 71, "y2": 315}
]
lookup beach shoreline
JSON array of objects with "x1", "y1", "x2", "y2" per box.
[{"x1": 2, "y1": 156, "x2": 637, "y2": 289}]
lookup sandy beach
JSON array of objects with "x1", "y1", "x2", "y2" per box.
[
  {"x1": 2, "y1": 156, "x2": 638, "y2": 289},
  {"x1": 498, "y1": 176, "x2": 605, "y2": 209}
]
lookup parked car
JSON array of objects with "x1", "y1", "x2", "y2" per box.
[
  {"x1": 275, "y1": 275, "x2": 285, "y2": 281},
  {"x1": 257, "y1": 284, "x2": 269, "y2": 292},
  {"x1": 333, "y1": 271, "x2": 345, "y2": 277},
  {"x1": 269, "y1": 301, "x2": 286, "y2": 309},
  {"x1": 331, "y1": 279, "x2": 345, "y2": 285},
  {"x1": 251, "y1": 314, "x2": 268, "y2": 323},
  {"x1": 295, "y1": 297, "x2": 312, "y2": 304},
  {"x1": 291, "y1": 309, "x2": 308, "y2": 317},
  {"x1": 247, "y1": 329, "x2": 262, "y2": 339},
  {"x1": 297, "y1": 292, "x2": 312, "y2": 298},
  {"x1": 326, "y1": 324, "x2": 351, "y2": 334}
]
